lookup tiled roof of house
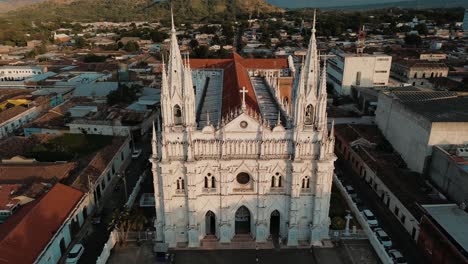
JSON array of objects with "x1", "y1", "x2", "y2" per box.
[
  {"x1": 0, "y1": 183, "x2": 83, "y2": 264},
  {"x1": 0, "y1": 184, "x2": 21, "y2": 211},
  {"x1": 0, "y1": 162, "x2": 78, "y2": 183},
  {"x1": 72, "y1": 137, "x2": 126, "y2": 192},
  {"x1": 0, "y1": 105, "x2": 28, "y2": 124}
]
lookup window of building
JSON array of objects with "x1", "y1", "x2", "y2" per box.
[
  {"x1": 414, "y1": 73, "x2": 417, "y2": 78},
  {"x1": 177, "y1": 177, "x2": 185, "y2": 190},
  {"x1": 394, "y1": 207, "x2": 399, "y2": 216},
  {"x1": 236, "y1": 172, "x2": 250, "y2": 185},
  {"x1": 174, "y1": 105, "x2": 182, "y2": 125},
  {"x1": 401, "y1": 215, "x2": 406, "y2": 224},
  {"x1": 355, "y1": 72, "x2": 362, "y2": 86},
  {"x1": 304, "y1": 105, "x2": 314, "y2": 125},
  {"x1": 375, "y1": 70, "x2": 388, "y2": 73},
  {"x1": 302, "y1": 176, "x2": 310, "y2": 189}
]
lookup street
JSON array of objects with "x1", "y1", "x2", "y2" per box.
[
  {"x1": 335, "y1": 156, "x2": 428, "y2": 264},
  {"x1": 74, "y1": 136, "x2": 152, "y2": 264}
]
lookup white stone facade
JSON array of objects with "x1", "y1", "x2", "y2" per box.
[{"x1": 151, "y1": 12, "x2": 336, "y2": 248}]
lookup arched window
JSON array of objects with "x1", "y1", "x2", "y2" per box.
[
  {"x1": 430, "y1": 72, "x2": 434, "y2": 78},
  {"x1": 211, "y1": 176, "x2": 216, "y2": 188},
  {"x1": 414, "y1": 73, "x2": 417, "y2": 78},
  {"x1": 422, "y1": 73, "x2": 426, "y2": 78},
  {"x1": 304, "y1": 104, "x2": 314, "y2": 125},
  {"x1": 204, "y1": 177, "x2": 209, "y2": 188},
  {"x1": 302, "y1": 176, "x2": 310, "y2": 189},
  {"x1": 278, "y1": 176, "x2": 282, "y2": 187},
  {"x1": 174, "y1": 105, "x2": 182, "y2": 125},
  {"x1": 177, "y1": 177, "x2": 184, "y2": 190},
  {"x1": 181, "y1": 179, "x2": 185, "y2": 189},
  {"x1": 177, "y1": 179, "x2": 181, "y2": 190},
  {"x1": 271, "y1": 176, "x2": 276, "y2": 187}
]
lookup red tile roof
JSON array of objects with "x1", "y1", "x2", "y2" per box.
[
  {"x1": 0, "y1": 184, "x2": 21, "y2": 211},
  {"x1": 0, "y1": 162, "x2": 78, "y2": 183},
  {"x1": 188, "y1": 53, "x2": 287, "y2": 116},
  {"x1": 0, "y1": 183, "x2": 83, "y2": 264}
]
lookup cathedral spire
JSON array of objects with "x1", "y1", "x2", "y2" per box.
[
  {"x1": 152, "y1": 121, "x2": 158, "y2": 159},
  {"x1": 171, "y1": 7, "x2": 176, "y2": 33}
]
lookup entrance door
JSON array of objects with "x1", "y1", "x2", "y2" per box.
[
  {"x1": 270, "y1": 210, "x2": 280, "y2": 237},
  {"x1": 235, "y1": 206, "x2": 251, "y2": 234},
  {"x1": 205, "y1": 211, "x2": 216, "y2": 236}
]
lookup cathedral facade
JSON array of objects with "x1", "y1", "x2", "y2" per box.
[{"x1": 151, "y1": 12, "x2": 336, "y2": 248}]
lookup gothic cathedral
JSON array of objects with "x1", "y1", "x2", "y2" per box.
[{"x1": 151, "y1": 11, "x2": 336, "y2": 248}]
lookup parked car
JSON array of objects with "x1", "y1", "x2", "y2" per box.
[
  {"x1": 375, "y1": 228, "x2": 392, "y2": 249},
  {"x1": 352, "y1": 197, "x2": 365, "y2": 211},
  {"x1": 362, "y1": 209, "x2": 379, "y2": 228},
  {"x1": 132, "y1": 149, "x2": 142, "y2": 159},
  {"x1": 345, "y1": 185, "x2": 357, "y2": 198},
  {"x1": 66, "y1": 244, "x2": 84, "y2": 264},
  {"x1": 388, "y1": 249, "x2": 407, "y2": 264}
]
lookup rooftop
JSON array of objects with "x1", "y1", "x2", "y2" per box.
[
  {"x1": 0, "y1": 161, "x2": 79, "y2": 183},
  {"x1": 422, "y1": 204, "x2": 468, "y2": 256},
  {"x1": 393, "y1": 59, "x2": 448, "y2": 69},
  {"x1": 0, "y1": 184, "x2": 21, "y2": 211},
  {"x1": 335, "y1": 124, "x2": 448, "y2": 219},
  {"x1": 0, "y1": 183, "x2": 83, "y2": 264}
]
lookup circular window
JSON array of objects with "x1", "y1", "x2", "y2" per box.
[
  {"x1": 240, "y1": 121, "x2": 248, "y2": 129},
  {"x1": 236, "y1": 173, "x2": 250, "y2": 184}
]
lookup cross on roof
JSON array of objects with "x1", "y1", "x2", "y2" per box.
[{"x1": 240, "y1": 86, "x2": 248, "y2": 110}]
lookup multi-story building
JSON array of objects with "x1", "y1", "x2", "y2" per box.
[
  {"x1": 151, "y1": 13, "x2": 336, "y2": 248},
  {"x1": 327, "y1": 49, "x2": 392, "y2": 95},
  {"x1": 0, "y1": 66, "x2": 45, "y2": 81},
  {"x1": 390, "y1": 59, "x2": 449, "y2": 87},
  {"x1": 375, "y1": 91, "x2": 468, "y2": 173}
]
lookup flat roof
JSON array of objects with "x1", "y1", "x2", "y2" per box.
[{"x1": 423, "y1": 204, "x2": 468, "y2": 254}]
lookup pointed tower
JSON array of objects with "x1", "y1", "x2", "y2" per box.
[
  {"x1": 293, "y1": 9, "x2": 320, "y2": 130},
  {"x1": 315, "y1": 58, "x2": 328, "y2": 130},
  {"x1": 161, "y1": 9, "x2": 196, "y2": 130}
]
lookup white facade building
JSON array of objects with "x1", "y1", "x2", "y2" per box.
[
  {"x1": 151, "y1": 12, "x2": 336, "y2": 248},
  {"x1": 0, "y1": 66, "x2": 45, "y2": 81},
  {"x1": 327, "y1": 49, "x2": 392, "y2": 95}
]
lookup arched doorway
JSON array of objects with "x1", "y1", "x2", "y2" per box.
[
  {"x1": 235, "y1": 206, "x2": 251, "y2": 235},
  {"x1": 205, "y1": 211, "x2": 216, "y2": 236},
  {"x1": 270, "y1": 210, "x2": 280, "y2": 237}
]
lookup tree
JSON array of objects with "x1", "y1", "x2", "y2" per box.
[
  {"x1": 74, "y1": 37, "x2": 87, "y2": 49},
  {"x1": 404, "y1": 34, "x2": 422, "y2": 46},
  {"x1": 192, "y1": 45, "x2": 209, "y2": 58},
  {"x1": 189, "y1": 39, "x2": 199, "y2": 49},
  {"x1": 83, "y1": 54, "x2": 107, "y2": 63},
  {"x1": 107, "y1": 84, "x2": 143, "y2": 106},
  {"x1": 123, "y1": 41, "x2": 140, "y2": 52},
  {"x1": 415, "y1": 23, "x2": 428, "y2": 36},
  {"x1": 150, "y1": 30, "x2": 168, "y2": 43},
  {"x1": 109, "y1": 207, "x2": 148, "y2": 245}
]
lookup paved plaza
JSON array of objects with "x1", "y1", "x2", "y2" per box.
[{"x1": 107, "y1": 240, "x2": 380, "y2": 264}]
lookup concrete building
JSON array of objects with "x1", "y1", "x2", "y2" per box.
[
  {"x1": 463, "y1": 9, "x2": 468, "y2": 32},
  {"x1": 390, "y1": 60, "x2": 448, "y2": 88},
  {"x1": 0, "y1": 66, "x2": 45, "y2": 82},
  {"x1": 418, "y1": 204, "x2": 468, "y2": 264},
  {"x1": 375, "y1": 91, "x2": 468, "y2": 173},
  {"x1": 429, "y1": 145, "x2": 468, "y2": 205},
  {"x1": 327, "y1": 49, "x2": 392, "y2": 95},
  {"x1": 151, "y1": 12, "x2": 336, "y2": 248}
]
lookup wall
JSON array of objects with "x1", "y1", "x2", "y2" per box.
[
  {"x1": 0, "y1": 106, "x2": 41, "y2": 139},
  {"x1": 429, "y1": 146, "x2": 468, "y2": 205},
  {"x1": 375, "y1": 93, "x2": 431, "y2": 173}
]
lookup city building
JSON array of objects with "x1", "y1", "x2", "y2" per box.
[
  {"x1": 417, "y1": 204, "x2": 468, "y2": 264},
  {"x1": 0, "y1": 66, "x2": 45, "y2": 81},
  {"x1": 334, "y1": 124, "x2": 447, "y2": 241},
  {"x1": 428, "y1": 145, "x2": 468, "y2": 206},
  {"x1": 375, "y1": 91, "x2": 468, "y2": 173},
  {"x1": 0, "y1": 183, "x2": 84, "y2": 264},
  {"x1": 151, "y1": 12, "x2": 336, "y2": 248},
  {"x1": 327, "y1": 49, "x2": 392, "y2": 95},
  {"x1": 390, "y1": 60, "x2": 449, "y2": 87}
]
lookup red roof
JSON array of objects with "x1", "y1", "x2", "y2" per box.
[
  {"x1": 188, "y1": 53, "x2": 287, "y2": 116},
  {"x1": 0, "y1": 184, "x2": 21, "y2": 211},
  {"x1": 0, "y1": 183, "x2": 83, "y2": 264}
]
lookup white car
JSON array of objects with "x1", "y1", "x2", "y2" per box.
[
  {"x1": 388, "y1": 249, "x2": 407, "y2": 264},
  {"x1": 131, "y1": 149, "x2": 142, "y2": 159},
  {"x1": 362, "y1": 209, "x2": 379, "y2": 228},
  {"x1": 375, "y1": 228, "x2": 392, "y2": 249},
  {"x1": 345, "y1": 185, "x2": 357, "y2": 198},
  {"x1": 66, "y1": 244, "x2": 84, "y2": 264}
]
